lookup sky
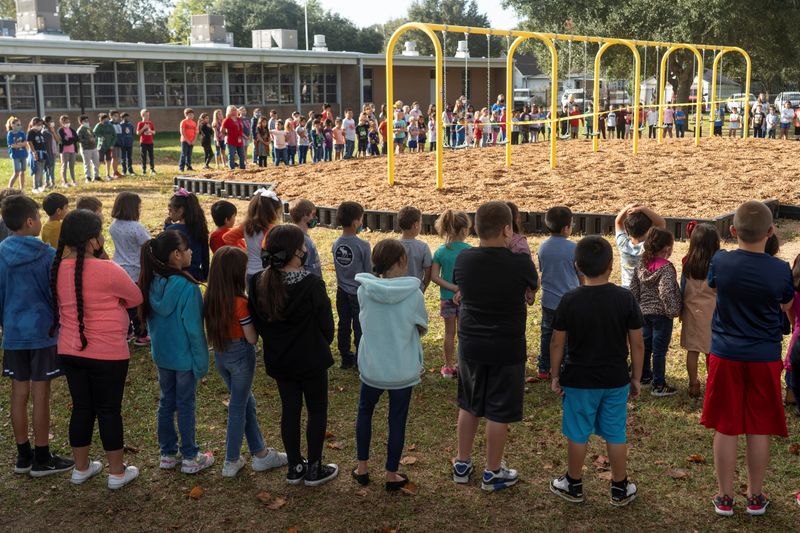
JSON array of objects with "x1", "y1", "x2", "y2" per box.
[{"x1": 315, "y1": 0, "x2": 520, "y2": 30}]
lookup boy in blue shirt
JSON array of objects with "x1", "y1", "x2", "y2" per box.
[
  {"x1": 6, "y1": 116, "x2": 28, "y2": 191},
  {"x1": 713, "y1": 106, "x2": 724, "y2": 136},
  {"x1": 536, "y1": 206, "x2": 582, "y2": 379},
  {"x1": 0, "y1": 195, "x2": 74, "y2": 476},
  {"x1": 332, "y1": 201, "x2": 371, "y2": 369},
  {"x1": 674, "y1": 108, "x2": 687, "y2": 138}
]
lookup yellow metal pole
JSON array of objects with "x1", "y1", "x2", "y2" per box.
[
  {"x1": 658, "y1": 45, "x2": 704, "y2": 146},
  {"x1": 506, "y1": 34, "x2": 558, "y2": 169},
  {"x1": 733, "y1": 47, "x2": 753, "y2": 139},
  {"x1": 710, "y1": 50, "x2": 727, "y2": 136},
  {"x1": 594, "y1": 40, "x2": 640, "y2": 154},
  {"x1": 385, "y1": 23, "x2": 444, "y2": 188},
  {"x1": 592, "y1": 43, "x2": 609, "y2": 153},
  {"x1": 657, "y1": 49, "x2": 669, "y2": 144}
]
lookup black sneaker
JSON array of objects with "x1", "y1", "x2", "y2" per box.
[
  {"x1": 15, "y1": 453, "x2": 33, "y2": 474},
  {"x1": 651, "y1": 384, "x2": 678, "y2": 397},
  {"x1": 286, "y1": 460, "x2": 307, "y2": 485},
  {"x1": 550, "y1": 474, "x2": 584, "y2": 503},
  {"x1": 610, "y1": 479, "x2": 638, "y2": 507},
  {"x1": 30, "y1": 454, "x2": 75, "y2": 477},
  {"x1": 339, "y1": 356, "x2": 355, "y2": 370},
  {"x1": 304, "y1": 460, "x2": 339, "y2": 487}
]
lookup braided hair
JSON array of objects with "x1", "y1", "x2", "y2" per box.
[
  {"x1": 49, "y1": 209, "x2": 103, "y2": 350},
  {"x1": 255, "y1": 225, "x2": 305, "y2": 322},
  {"x1": 138, "y1": 230, "x2": 197, "y2": 325}
]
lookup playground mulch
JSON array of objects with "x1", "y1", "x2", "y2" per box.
[{"x1": 199, "y1": 136, "x2": 798, "y2": 217}]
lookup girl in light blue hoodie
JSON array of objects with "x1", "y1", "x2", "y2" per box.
[
  {"x1": 352, "y1": 239, "x2": 428, "y2": 492},
  {"x1": 139, "y1": 230, "x2": 214, "y2": 475}
]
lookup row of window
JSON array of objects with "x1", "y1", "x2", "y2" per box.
[{"x1": 0, "y1": 57, "x2": 340, "y2": 111}]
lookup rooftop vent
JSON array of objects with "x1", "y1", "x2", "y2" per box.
[
  {"x1": 455, "y1": 40, "x2": 469, "y2": 58},
  {"x1": 252, "y1": 29, "x2": 298, "y2": 50},
  {"x1": 401, "y1": 41, "x2": 419, "y2": 56},
  {"x1": 0, "y1": 19, "x2": 16, "y2": 37},
  {"x1": 312, "y1": 34, "x2": 328, "y2": 52},
  {"x1": 15, "y1": 0, "x2": 67, "y2": 40},
  {"x1": 190, "y1": 14, "x2": 233, "y2": 47}
]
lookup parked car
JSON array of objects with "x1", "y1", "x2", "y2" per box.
[
  {"x1": 560, "y1": 89, "x2": 586, "y2": 109},
  {"x1": 726, "y1": 93, "x2": 756, "y2": 112},
  {"x1": 773, "y1": 92, "x2": 800, "y2": 110}
]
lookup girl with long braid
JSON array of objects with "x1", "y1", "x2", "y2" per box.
[{"x1": 51, "y1": 209, "x2": 143, "y2": 489}]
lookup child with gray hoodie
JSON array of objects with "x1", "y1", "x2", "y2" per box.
[{"x1": 352, "y1": 239, "x2": 428, "y2": 492}]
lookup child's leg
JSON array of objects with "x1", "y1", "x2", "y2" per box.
[
  {"x1": 174, "y1": 370, "x2": 199, "y2": 459},
  {"x1": 386, "y1": 387, "x2": 412, "y2": 477},
  {"x1": 651, "y1": 316, "x2": 674, "y2": 387},
  {"x1": 713, "y1": 431, "x2": 738, "y2": 497},
  {"x1": 567, "y1": 439, "x2": 588, "y2": 479},
  {"x1": 10, "y1": 380, "x2": 31, "y2": 446},
  {"x1": 641, "y1": 317, "x2": 653, "y2": 382},
  {"x1": 356, "y1": 382, "x2": 382, "y2": 474},
  {"x1": 61, "y1": 355, "x2": 94, "y2": 471},
  {"x1": 30, "y1": 380, "x2": 52, "y2": 448},
  {"x1": 275, "y1": 378, "x2": 303, "y2": 466},
  {"x1": 539, "y1": 307, "x2": 555, "y2": 374},
  {"x1": 607, "y1": 442, "x2": 628, "y2": 482},
  {"x1": 745, "y1": 434, "x2": 770, "y2": 496},
  {"x1": 302, "y1": 372, "x2": 328, "y2": 465},
  {"x1": 156, "y1": 367, "x2": 179, "y2": 457},
  {"x1": 89, "y1": 358, "x2": 128, "y2": 475},
  {"x1": 486, "y1": 420, "x2": 509, "y2": 471},
  {"x1": 686, "y1": 350, "x2": 700, "y2": 385},
  {"x1": 456, "y1": 408, "x2": 479, "y2": 462},
  {"x1": 443, "y1": 315, "x2": 457, "y2": 368},
  {"x1": 335, "y1": 288, "x2": 354, "y2": 362}
]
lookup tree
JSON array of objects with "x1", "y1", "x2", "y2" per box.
[
  {"x1": 168, "y1": 0, "x2": 214, "y2": 44},
  {"x1": 59, "y1": 0, "x2": 170, "y2": 43},
  {"x1": 0, "y1": 0, "x2": 13, "y2": 19}
]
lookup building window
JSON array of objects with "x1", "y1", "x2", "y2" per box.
[
  {"x1": 362, "y1": 67, "x2": 373, "y2": 103},
  {"x1": 7, "y1": 56, "x2": 35, "y2": 110},
  {"x1": 264, "y1": 66, "x2": 279, "y2": 104},
  {"x1": 116, "y1": 60, "x2": 139, "y2": 108},
  {"x1": 185, "y1": 62, "x2": 204, "y2": 107},
  {"x1": 94, "y1": 61, "x2": 116, "y2": 108},
  {"x1": 205, "y1": 63, "x2": 223, "y2": 106},
  {"x1": 144, "y1": 61, "x2": 165, "y2": 107},
  {"x1": 165, "y1": 61, "x2": 185, "y2": 107},
  {"x1": 245, "y1": 64, "x2": 263, "y2": 106},
  {"x1": 0, "y1": 57, "x2": 8, "y2": 111},
  {"x1": 229, "y1": 63, "x2": 245, "y2": 105},
  {"x1": 300, "y1": 65, "x2": 337, "y2": 104},
  {"x1": 279, "y1": 65, "x2": 294, "y2": 104},
  {"x1": 40, "y1": 58, "x2": 68, "y2": 110}
]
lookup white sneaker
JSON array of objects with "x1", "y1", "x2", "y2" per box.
[
  {"x1": 252, "y1": 448, "x2": 288, "y2": 472},
  {"x1": 221, "y1": 456, "x2": 246, "y2": 478},
  {"x1": 159, "y1": 454, "x2": 180, "y2": 469},
  {"x1": 107, "y1": 465, "x2": 139, "y2": 490},
  {"x1": 181, "y1": 451, "x2": 215, "y2": 474},
  {"x1": 71, "y1": 460, "x2": 103, "y2": 485}
]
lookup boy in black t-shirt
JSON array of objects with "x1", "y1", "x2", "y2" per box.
[
  {"x1": 549, "y1": 236, "x2": 644, "y2": 507},
  {"x1": 452, "y1": 201, "x2": 538, "y2": 492}
]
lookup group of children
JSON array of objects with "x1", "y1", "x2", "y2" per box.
[{"x1": 1, "y1": 184, "x2": 798, "y2": 514}]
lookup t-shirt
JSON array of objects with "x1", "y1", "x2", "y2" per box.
[
  {"x1": 707, "y1": 249, "x2": 794, "y2": 362},
  {"x1": 752, "y1": 111, "x2": 765, "y2": 126},
  {"x1": 379, "y1": 121, "x2": 388, "y2": 141},
  {"x1": 221, "y1": 117, "x2": 242, "y2": 147},
  {"x1": 537, "y1": 236, "x2": 580, "y2": 310},
  {"x1": 109, "y1": 219, "x2": 151, "y2": 282},
  {"x1": 356, "y1": 124, "x2": 369, "y2": 142},
  {"x1": 781, "y1": 108, "x2": 795, "y2": 124},
  {"x1": 7, "y1": 131, "x2": 27, "y2": 159},
  {"x1": 180, "y1": 118, "x2": 197, "y2": 144},
  {"x1": 227, "y1": 296, "x2": 253, "y2": 340},
  {"x1": 342, "y1": 118, "x2": 357, "y2": 141},
  {"x1": 553, "y1": 284, "x2": 644, "y2": 388},
  {"x1": 40, "y1": 219, "x2": 62, "y2": 249},
  {"x1": 304, "y1": 233, "x2": 322, "y2": 278},
  {"x1": 766, "y1": 113, "x2": 779, "y2": 129},
  {"x1": 432, "y1": 241, "x2": 471, "y2": 300},
  {"x1": 729, "y1": 113, "x2": 740, "y2": 128},
  {"x1": 454, "y1": 247, "x2": 538, "y2": 366},
  {"x1": 714, "y1": 109, "x2": 725, "y2": 126},
  {"x1": 209, "y1": 226, "x2": 242, "y2": 254},
  {"x1": 400, "y1": 238, "x2": 432, "y2": 289},
  {"x1": 332, "y1": 235, "x2": 372, "y2": 295},
  {"x1": 393, "y1": 119, "x2": 407, "y2": 140},
  {"x1": 607, "y1": 112, "x2": 617, "y2": 128},
  {"x1": 136, "y1": 120, "x2": 155, "y2": 144},
  {"x1": 332, "y1": 127, "x2": 345, "y2": 145},
  {"x1": 675, "y1": 110, "x2": 686, "y2": 124},
  {"x1": 663, "y1": 108, "x2": 674, "y2": 124},
  {"x1": 615, "y1": 230, "x2": 644, "y2": 288},
  {"x1": 27, "y1": 129, "x2": 46, "y2": 152}
]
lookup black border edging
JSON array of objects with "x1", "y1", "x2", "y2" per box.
[{"x1": 173, "y1": 176, "x2": 276, "y2": 200}]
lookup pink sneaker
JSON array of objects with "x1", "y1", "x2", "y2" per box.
[
  {"x1": 440, "y1": 366, "x2": 456, "y2": 379},
  {"x1": 133, "y1": 335, "x2": 150, "y2": 346}
]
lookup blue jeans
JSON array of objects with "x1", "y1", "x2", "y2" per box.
[
  {"x1": 274, "y1": 147, "x2": 288, "y2": 166},
  {"x1": 642, "y1": 314, "x2": 673, "y2": 386},
  {"x1": 215, "y1": 340, "x2": 266, "y2": 462},
  {"x1": 157, "y1": 367, "x2": 198, "y2": 458},
  {"x1": 228, "y1": 144, "x2": 245, "y2": 169},
  {"x1": 344, "y1": 139, "x2": 355, "y2": 159},
  {"x1": 323, "y1": 145, "x2": 332, "y2": 161},
  {"x1": 538, "y1": 307, "x2": 556, "y2": 373},
  {"x1": 287, "y1": 145, "x2": 296, "y2": 165},
  {"x1": 179, "y1": 141, "x2": 193, "y2": 170},
  {"x1": 356, "y1": 383, "x2": 412, "y2": 472},
  {"x1": 298, "y1": 145, "x2": 308, "y2": 164},
  {"x1": 336, "y1": 287, "x2": 361, "y2": 365},
  {"x1": 313, "y1": 145, "x2": 324, "y2": 163}
]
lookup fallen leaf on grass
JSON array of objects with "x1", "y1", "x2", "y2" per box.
[
  {"x1": 189, "y1": 486, "x2": 204, "y2": 499},
  {"x1": 592, "y1": 455, "x2": 610, "y2": 470},
  {"x1": 324, "y1": 431, "x2": 335, "y2": 439},
  {"x1": 256, "y1": 491, "x2": 272, "y2": 504},
  {"x1": 337, "y1": 386, "x2": 345, "y2": 393},
  {"x1": 407, "y1": 444, "x2": 416, "y2": 451},
  {"x1": 686, "y1": 454, "x2": 705, "y2": 463},
  {"x1": 355, "y1": 488, "x2": 368, "y2": 497},
  {"x1": 266, "y1": 497, "x2": 287, "y2": 510},
  {"x1": 666, "y1": 468, "x2": 691, "y2": 479},
  {"x1": 221, "y1": 398, "x2": 230, "y2": 408},
  {"x1": 378, "y1": 528, "x2": 398, "y2": 533},
  {"x1": 399, "y1": 456, "x2": 417, "y2": 466},
  {"x1": 326, "y1": 441, "x2": 344, "y2": 450},
  {"x1": 597, "y1": 471, "x2": 613, "y2": 481},
  {"x1": 287, "y1": 528, "x2": 300, "y2": 533},
  {"x1": 123, "y1": 444, "x2": 140, "y2": 454},
  {"x1": 428, "y1": 367, "x2": 437, "y2": 373},
  {"x1": 788, "y1": 443, "x2": 800, "y2": 455},
  {"x1": 444, "y1": 446, "x2": 453, "y2": 453},
  {"x1": 400, "y1": 481, "x2": 418, "y2": 495}
]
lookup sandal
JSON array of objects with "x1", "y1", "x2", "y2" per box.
[
  {"x1": 351, "y1": 468, "x2": 370, "y2": 486},
  {"x1": 385, "y1": 473, "x2": 409, "y2": 492}
]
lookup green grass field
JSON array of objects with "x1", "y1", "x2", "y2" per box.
[{"x1": 0, "y1": 138, "x2": 798, "y2": 532}]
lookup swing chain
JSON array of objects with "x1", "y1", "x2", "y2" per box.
[
  {"x1": 486, "y1": 33, "x2": 491, "y2": 110},
  {"x1": 464, "y1": 31, "x2": 469, "y2": 105},
  {"x1": 442, "y1": 29, "x2": 448, "y2": 107}
]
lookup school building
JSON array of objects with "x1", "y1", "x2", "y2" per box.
[{"x1": 0, "y1": 13, "x2": 507, "y2": 132}]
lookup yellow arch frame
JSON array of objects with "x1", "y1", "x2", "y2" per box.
[
  {"x1": 709, "y1": 48, "x2": 752, "y2": 138},
  {"x1": 592, "y1": 40, "x2": 641, "y2": 154},
  {"x1": 657, "y1": 45, "x2": 704, "y2": 146}
]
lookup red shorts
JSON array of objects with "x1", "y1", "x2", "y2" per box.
[{"x1": 700, "y1": 354, "x2": 787, "y2": 437}]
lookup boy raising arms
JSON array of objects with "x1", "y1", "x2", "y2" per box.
[
  {"x1": 452, "y1": 201, "x2": 538, "y2": 491},
  {"x1": 701, "y1": 201, "x2": 793, "y2": 517},
  {"x1": 549, "y1": 236, "x2": 643, "y2": 506},
  {"x1": 0, "y1": 195, "x2": 74, "y2": 476}
]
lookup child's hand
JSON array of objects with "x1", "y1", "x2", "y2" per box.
[
  {"x1": 629, "y1": 379, "x2": 641, "y2": 399},
  {"x1": 525, "y1": 287, "x2": 536, "y2": 306},
  {"x1": 550, "y1": 377, "x2": 563, "y2": 396},
  {"x1": 453, "y1": 289, "x2": 462, "y2": 306}
]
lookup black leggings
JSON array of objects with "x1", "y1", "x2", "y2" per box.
[
  {"x1": 140, "y1": 143, "x2": 154, "y2": 171},
  {"x1": 60, "y1": 355, "x2": 128, "y2": 451},
  {"x1": 275, "y1": 371, "x2": 328, "y2": 466}
]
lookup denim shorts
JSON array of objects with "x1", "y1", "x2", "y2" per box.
[
  {"x1": 561, "y1": 385, "x2": 629, "y2": 444},
  {"x1": 439, "y1": 299, "x2": 459, "y2": 318},
  {"x1": 335, "y1": 145, "x2": 344, "y2": 153},
  {"x1": 12, "y1": 157, "x2": 25, "y2": 173}
]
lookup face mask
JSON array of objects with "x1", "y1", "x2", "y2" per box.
[
  {"x1": 356, "y1": 225, "x2": 365, "y2": 234},
  {"x1": 254, "y1": 112, "x2": 262, "y2": 118},
  {"x1": 12, "y1": 124, "x2": 21, "y2": 132},
  {"x1": 82, "y1": 122, "x2": 89, "y2": 127},
  {"x1": 308, "y1": 217, "x2": 319, "y2": 229},
  {"x1": 298, "y1": 250, "x2": 308, "y2": 266},
  {"x1": 64, "y1": 123, "x2": 71, "y2": 128}
]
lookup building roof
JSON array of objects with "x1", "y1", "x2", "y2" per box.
[{"x1": 514, "y1": 54, "x2": 543, "y2": 77}]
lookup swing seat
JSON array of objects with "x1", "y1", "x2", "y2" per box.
[
  {"x1": 450, "y1": 142, "x2": 470, "y2": 150},
  {"x1": 638, "y1": 126, "x2": 647, "y2": 132},
  {"x1": 495, "y1": 139, "x2": 509, "y2": 146},
  {"x1": 558, "y1": 133, "x2": 572, "y2": 140},
  {"x1": 589, "y1": 131, "x2": 603, "y2": 137}
]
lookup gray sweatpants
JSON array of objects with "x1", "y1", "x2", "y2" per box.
[
  {"x1": 61, "y1": 152, "x2": 76, "y2": 183},
  {"x1": 81, "y1": 148, "x2": 100, "y2": 181}
]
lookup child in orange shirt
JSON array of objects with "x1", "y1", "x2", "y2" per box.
[
  {"x1": 179, "y1": 108, "x2": 197, "y2": 172},
  {"x1": 209, "y1": 200, "x2": 243, "y2": 254}
]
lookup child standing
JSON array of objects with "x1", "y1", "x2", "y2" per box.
[
  {"x1": 42, "y1": 116, "x2": 59, "y2": 189},
  {"x1": 27, "y1": 117, "x2": 48, "y2": 193},
  {"x1": 398, "y1": 206, "x2": 432, "y2": 292},
  {"x1": 249, "y1": 225, "x2": 338, "y2": 486},
  {"x1": 343, "y1": 109, "x2": 357, "y2": 159},
  {"x1": 614, "y1": 204, "x2": 666, "y2": 288},
  {"x1": 713, "y1": 106, "x2": 725, "y2": 137},
  {"x1": 296, "y1": 122, "x2": 309, "y2": 164},
  {"x1": 393, "y1": 111, "x2": 407, "y2": 154},
  {"x1": 780, "y1": 101, "x2": 795, "y2": 140},
  {"x1": 223, "y1": 189, "x2": 282, "y2": 280},
  {"x1": 310, "y1": 120, "x2": 324, "y2": 163},
  {"x1": 537, "y1": 206, "x2": 581, "y2": 379},
  {"x1": 452, "y1": 202, "x2": 538, "y2": 491},
  {"x1": 204, "y1": 246, "x2": 288, "y2": 477},
  {"x1": 255, "y1": 117, "x2": 269, "y2": 167},
  {"x1": 270, "y1": 121, "x2": 288, "y2": 166},
  {"x1": 165, "y1": 190, "x2": 210, "y2": 282},
  {"x1": 766, "y1": 106, "x2": 779, "y2": 139},
  {"x1": 629, "y1": 228, "x2": 682, "y2": 395},
  {"x1": 701, "y1": 201, "x2": 793, "y2": 517},
  {"x1": 506, "y1": 202, "x2": 531, "y2": 256},
  {"x1": 289, "y1": 199, "x2": 322, "y2": 278},
  {"x1": 352, "y1": 240, "x2": 428, "y2": 491},
  {"x1": 118, "y1": 113, "x2": 135, "y2": 175},
  {"x1": 549, "y1": 236, "x2": 643, "y2": 506},
  {"x1": 332, "y1": 202, "x2": 371, "y2": 369},
  {"x1": 209, "y1": 200, "x2": 241, "y2": 254},
  {"x1": 212, "y1": 109, "x2": 226, "y2": 168},
  {"x1": 368, "y1": 123, "x2": 380, "y2": 156},
  {"x1": 680, "y1": 223, "x2": 720, "y2": 398},
  {"x1": 728, "y1": 107, "x2": 741, "y2": 137},
  {"x1": 77, "y1": 115, "x2": 100, "y2": 183},
  {"x1": 140, "y1": 230, "x2": 214, "y2": 475},
  {"x1": 109, "y1": 192, "x2": 151, "y2": 345},
  {"x1": 57, "y1": 116, "x2": 78, "y2": 186},
  {"x1": 199, "y1": 113, "x2": 214, "y2": 169},
  {"x1": 356, "y1": 116, "x2": 369, "y2": 157},
  {"x1": 178, "y1": 108, "x2": 197, "y2": 172},
  {"x1": 7, "y1": 117, "x2": 28, "y2": 190},
  {"x1": 0, "y1": 195, "x2": 73, "y2": 477},
  {"x1": 41, "y1": 192, "x2": 69, "y2": 248},
  {"x1": 431, "y1": 210, "x2": 471, "y2": 377},
  {"x1": 606, "y1": 107, "x2": 617, "y2": 139},
  {"x1": 286, "y1": 121, "x2": 297, "y2": 165},
  {"x1": 51, "y1": 209, "x2": 142, "y2": 488},
  {"x1": 93, "y1": 113, "x2": 116, "y2": 180},
  {"x1": 332, "y1": 118, "x2": 345, "y2": 161}
]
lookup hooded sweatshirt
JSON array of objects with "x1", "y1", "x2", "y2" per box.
[
  {"x1": 146, "y1": 274, "x2": 209, "y2": 378},
  {"x1": 629, "y1": 258, "x2": 682, "y2": 318},
  {"x1": 355, "y1": 273, "x2": 428, "y2": 390},
  {"x1": 0, "y1": 235, "x2": 56, "y2": 349},
  {"x1": 249, "y1": 271, "x2": 334, "y2": 381}
]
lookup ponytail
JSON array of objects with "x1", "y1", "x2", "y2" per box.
[
  {"x1": 254, "y1": 225, "x2": 304, "y2": 321},
  {"x1": 435, "y1": 209, "x2": 471, "y2": 243},
  {"x1": 138, "y1": 231, "x2": 195, "y2": 324}
]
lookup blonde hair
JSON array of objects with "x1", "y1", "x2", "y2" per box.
[
  {"x1": 435, "y1": 209, "x2": 471, "y2": 243},
  {"x1": 5, "y1": 116, "x2": 19, "y2": 131},
  {"x1": 226, "y1": 105, "x2": 238, "y2": 118},
  {"x1": 212, "y1": 109, "x2": 224, "y2": 128}
]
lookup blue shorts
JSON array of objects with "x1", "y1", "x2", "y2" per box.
[
  {"x1": 408, "y1": 140, "x2": 418, "y2": 149},
  {"x1": 562, "y1": 385, "x2": 629, "y2": 444},
  {"x1": 781, "y1": 123, "x2": 791, "y2": 129},
  {"x1": 12, "y1": 157, "x2": 26, "y2": 173}
]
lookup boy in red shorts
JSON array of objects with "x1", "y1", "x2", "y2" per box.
[{"x1": 701, "y1": 200, "x2": 793, "y2": 517}]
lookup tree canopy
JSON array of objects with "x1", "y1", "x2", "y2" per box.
[{"x1": 59, "y1": 0, "x2": 171, "y2": 43}]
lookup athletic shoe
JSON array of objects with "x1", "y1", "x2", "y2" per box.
[
  {"x1": 71, "y1": 460, "x2": 103, "y2": 485},
  {"x1": 108, "y1": 465, "x2": 139, "y2": 490},
  {"x1": 252, "y1": 448, "x2": 288, "y2": 472},
  {"x1": 550, "y1": 474, "x2": 584, "y2": 503},
  {"x1": 286, "y1": 460, "x2": 307, "y2": 485},
  {"x1": 795, "y1": 492, "x2": 799, "y2": 507},
  {"x1": 640, "y1": 376, "x2": 653, "y2": 386},
  {"x1": 181, "y1": 451, "x2": 215, "y2": 474},
  {"x1": 452, "y1": 459, "x2": 474, "y2": 484},
  {"x1": 15, "y1": 453, "x2": 33, "y2": 474},
  {"x1": 304, "y1": 461, "x2": 338, "y2": 487},
  {"x1": 133, "y1": 336, "x2": 150, "y2": 347},
  {"x1": 186, "y1": 167, "x2": 195, "y2": 171},
  {"x1": 610, "y1": 479, "x2": 637, "y2": 507},
  {"x1": 440, "y1": 366, "x2": 456, "y2": 378},
  {"x1": 159, "y1": 454, "x2": 180, "y2": 470},
  {"x1": 712, "y1": 494, "x2": 735, "y2": 517},
  {"x1": 221, "y1": 457, "x2": 246, "y2": 478},
  {"x1": 481, "y1": 464, "x2": 519, "y2": 492},
  {"x1": 150, "y1": 169, "x2": 157, "y2": 175},
  {"x1": 746, "y1": 494, "x2": 769, "y2": 516},
  {"x1": 651, "y1": 384, "x2": 678, "y2": 397},
  {"x1": 30, "y1": 454, "x2": 75, "y2": 477}
]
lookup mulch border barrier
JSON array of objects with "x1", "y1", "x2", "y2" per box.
[{"x1": 173, "y1": 177, "x2": 781, "y2": 239}]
